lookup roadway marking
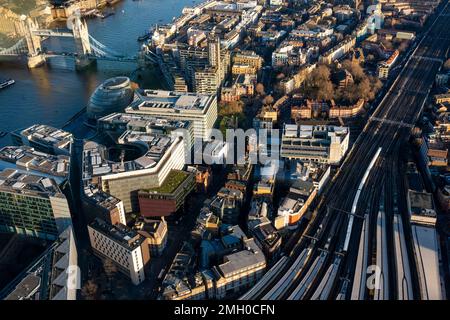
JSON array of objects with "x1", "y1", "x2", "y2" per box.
[{"x1": 370, "y1": 117, "x2": 415, "y2": 128}]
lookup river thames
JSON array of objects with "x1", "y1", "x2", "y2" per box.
[{"x1": 0, "y1": 0, "x2": 194, "y2": 147}]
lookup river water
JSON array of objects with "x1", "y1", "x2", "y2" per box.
[{"x1": 0, "y1": 0, "x2": 194, "y2": 147}]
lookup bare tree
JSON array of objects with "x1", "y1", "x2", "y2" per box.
[
  {"x1": 397, "y1": 41, "x2": 409, "y2": 53},
  {"x1": 81, "y1": 280, "x2": 98, "y2": 300},
  {"x1": 103, "y1": 258, "x2": 118, "y2": 293},
  {"x1": 263, "y1": 95, "x2": 274, "y2": 106},
  {"x1": 342, "y1": 59, "x2": 365, "y2": 81},
  {"x1": 316, "y1": 80, "x2": 334, "y2": 101},
  {"x1": 103, "y1": 258, "x2": 117, "y2": 277},
  {"x1": 444, "y1": 59, "x2": 450, "y2": 71},
  {"x1": 366, "y1": 54, "x2": 376, "y2": 62},
  {"x1": 219, "y1": 100, "x2": 244, "y2": 116},
  {"x1": 302, "y1": 65, "x2": 334, "y2": 101},
  {"x1": 256, "y1": 83, "x2": 265, "y2": 96}
]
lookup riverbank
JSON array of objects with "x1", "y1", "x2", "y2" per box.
[{"x1": 0, "y1": 0, "x2": 193, "y2": 148}]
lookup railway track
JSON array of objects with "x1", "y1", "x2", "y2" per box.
[{"x1": 241, "y1": 0, "x2": 450, "y2": 301}]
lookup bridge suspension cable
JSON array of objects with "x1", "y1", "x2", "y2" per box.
[{"x1": 88, "y1": 35, "x2": 127, "y2": 58}]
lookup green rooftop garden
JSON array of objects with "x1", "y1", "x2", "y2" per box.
[{"x1": 144, "y1": 170, "x2": 190, "y2": 194}]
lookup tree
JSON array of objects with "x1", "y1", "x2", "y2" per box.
[
  {"x1": 219, "y1": 100, "x2": 244, "y2": 116},
  {"x1": 342, "y1": 59, "x2": 365, "y2": 81},
  {"x1": 370, "y1": 76, "x2": 383, "y2": 93},
  {"x1": 310, "y1": 65, "x2": 331, "y2": 86},
  {"x1": 316, "y1": 81, "x2": 334, "y2": 101},
  {"x1": 130, "y1": 81, "x2": 140, "y2": 90},
  {"x1": 397, "y1": 41, "x2": 409, "y2": 53},
  {"x1": 255, "y1": 83, "x2": 265, "y2": 96},
  {"x1": 302, "y1": 65, "x2": 335, "y2": 100},
  {"x1": 357, "y1": 77, "x2": 373, "y2": 101},
  {"x1": 81, "y1": 280, "x2": 98, "y2": 300},
  {"x1": 263, "y1": 95, "x2": 274, "y2": 106},
  {"x1": 366, "y1": 54, "x2": 376, "y2": 62},
  {"x1": 103, "y1": 258, "x2": 117, "y2": 292},
  {"x1": 444, "y1": 59, "x2": 450, "y2": 71}
]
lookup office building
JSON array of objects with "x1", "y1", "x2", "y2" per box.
[
  {"x1": 86, "y1": 76, "x2": 135, "y2": 120},
  {"x1": 247, "y1": 199, "x2": 282, "y2": 261},
  {"x1": 138, "y1": 170, "x2": 195, "y2": 217},
  {"x1": 82, "y1": 118, "x2": 187, "y2": 213},
  {"x1": 210, "y1": 187, "x2": 244, "y2": 225},
  {"x1": 161, "y1": 226, "x2": 266, "y2": 300},
  {"x1": 97, "y1": 113, "x2": 194, "y2": 142},
  {"x1": 406, "y1": 189, "x2": 443, "y2": 299},
  {"x1": 221, "y1": 74, "x2": 256, "y2": 102},
  {"x1": 11, "y1": 125, "x2": 72, "y2": 156},
  {"x1": 233, "y1": 50, "x2": 263, "y2": 73},
  {"x1": 82, "y1": 188, "x2": 126, "y2": 225},
  {"x1": 193, "y1": 66, "x2": 221, "y2": 95},
  {"x1": 88, "y1": 218, "x2": 150, "y2": 285},
  {"x1": 0, "y1": 169, "x2": 72, "y2": 240},
  {"x1": 0, "y1": 146, "x2": 70, "y2": 184},
  {"x1": 407, "y1": 190, "x2": 437, "y2": 227},
  {"x1": 281, "y1": 124, "x2": 350, "y2": 164},
  {"x1": 276, "y1": 180, "x2": 316, "y2": 229},
  {"x1": 125, "y1": 90, "x2": 218, "y2": 141}
]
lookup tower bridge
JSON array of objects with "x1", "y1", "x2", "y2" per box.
[{"x1": 0, "y1": 14, "x2": 158, "y2": 70}]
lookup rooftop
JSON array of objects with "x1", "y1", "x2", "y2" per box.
[
  {"x1": 2, "y1": 226, "x2": 77, "y2": 301},
  {"x1": 89, "y1": 218, "x2": 145, "y2": 251},
  {"x1": 0, "y1": 168, "x2": 63, "y2": 198},
  {"x1": 126, "y1": 90, "x2": 216, "y2": 114},
  {"x1": 4, "y1": 274, "x2": 41, "y2": 300},
  {"x1": 83, "y1": 187, "x2": 122, "y2": 211},
  {"x1": 0, "y1": 146, "x2": 69, "y2": 179},
  {"x1": 411, "y1": 225, "x2": 442, "y2": 300},
  {"x1": 16, "y1": 125, "x2": 72, "y2": 152},
  {"x1": 82, "y1": 125, "x2": 183, "y2": 180},
  {"x1": 142, "y1": 170, "x2": 191, "y2": 194},
  {"x1": 408, "y1": 190, "x2": 435, "y2": 216},
  {"x1": 216, "y1": 238, "x2": 266, "y2": 278},
  {"x1": 98, "y1": 113, "x2": 192, "y2": 133}
]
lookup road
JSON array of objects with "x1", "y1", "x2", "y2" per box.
[{"x1": 245, "y1": 0, "x2": 450, "y2": 300}]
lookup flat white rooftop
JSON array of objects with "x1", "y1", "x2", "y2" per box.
[
  {"x1": 126, "y1": 90, "x2": 215, "y2": 114},
  {"x1": 411, "y1": 225, "x2": 443, "y2": 300}
]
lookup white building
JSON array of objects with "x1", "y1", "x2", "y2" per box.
[
  {"x1": 271, "y1": 45, "x2": 306, "y2": 68},
  {"x1": 281, "y1": 124, "x2": 350, "y2": 164},
  {"x1": 11, "y1": 124, "x2": 72, "y2": 156},
  {"x1": 88, "y1": 219, "x2": 150, "y2": 285},
  {"x1": 125, "y1": 90, "x2": 217, "y2": 141},
  {"x1": 270, "y1": 0, "x2": 283, "y2": 6}
]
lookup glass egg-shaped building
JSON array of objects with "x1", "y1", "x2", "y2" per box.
[{"x1": 87, "y1": 77, "x2": 134, "y2": 120}]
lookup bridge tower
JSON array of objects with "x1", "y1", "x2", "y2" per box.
[
  {"x1": 71, "y1": 14, "x2": 95, "y2": 70},
  {"x1": 21, "y1": 16, "x2": 45, "y2": 68}
]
